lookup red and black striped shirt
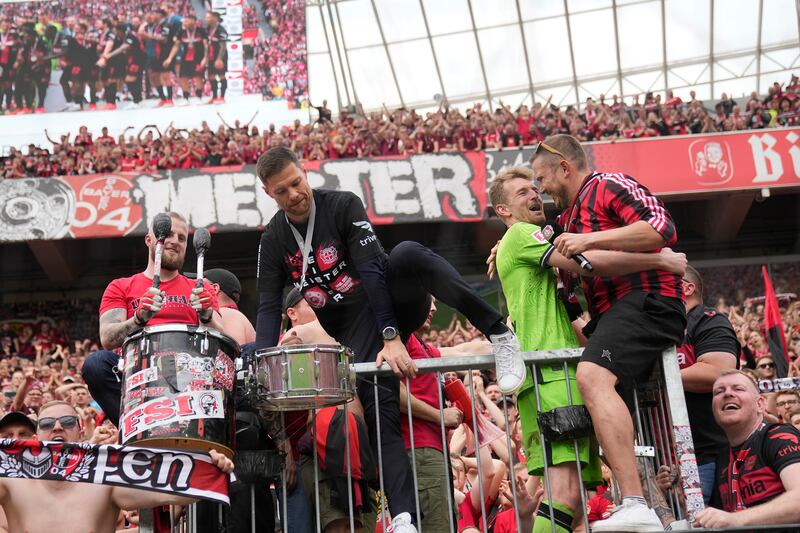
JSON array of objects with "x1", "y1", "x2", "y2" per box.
[{"x1": 556, "y1": 171, "x2": 682, "y2": 317}]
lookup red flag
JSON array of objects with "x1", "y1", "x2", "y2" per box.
[{"x1": 762, "y1": 266, "x2": 790, "y2": 378}]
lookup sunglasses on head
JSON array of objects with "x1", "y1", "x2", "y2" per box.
[
  {"x1": 534, "y1": 141, "x2": 567, "y2": 159},
  {"x1": 37, "y1": 415, "x2": 79, "y2": 431}
]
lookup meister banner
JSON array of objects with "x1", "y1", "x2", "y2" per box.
[
  {"x1": 2, "y1": 128, "x2": 798, "y2": 242},
  {"x1": 0, "y1": 152, "x2": 488, "y2": 242}
]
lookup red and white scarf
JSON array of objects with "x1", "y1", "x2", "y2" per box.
[{"x1": 0, "y1": 439, "x2": 229, "y2": 504}]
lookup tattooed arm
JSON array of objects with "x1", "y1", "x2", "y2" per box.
[
  {"x1": 99, "y1": 308, "x2": 140, "y2": 350},
  {"x1": 638, "y1": 458, "x2": 677, "y2": 527}
]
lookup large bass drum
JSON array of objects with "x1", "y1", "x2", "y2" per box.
[{"x1": 120, "y1": 325, "x2": 239, "y2": 458}]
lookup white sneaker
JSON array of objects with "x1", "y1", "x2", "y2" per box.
[
  {"x1": 386, "y1": 512, "x2": 417, "y2": 533},
  {"x1": 490, "y1": 331, "x2": 525, "y2": 394},
  {"x1": 665, "y1": 519, "x2": 690, "y2": 530},
  {"x1": 590, "y1": 500, "x2": 663, "y2": 532}
]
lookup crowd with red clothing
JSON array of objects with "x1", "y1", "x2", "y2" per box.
[
  {"x1": 0, "y1": 116, "x2": 269, "y2": 178},
  {"x1": 4, "y1": 73, "x2": 798, "y2": 180},
  {"x1": 249, "y1": 0, "x2": 308, "y2": 108}
]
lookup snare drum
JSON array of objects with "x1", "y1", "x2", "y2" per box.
[
  {"x1": 120, "y1": 325, "x2": 239, "y2": 458},
  {"x1": 251, "y1": 344, "x2": 355, "y2": 411}
]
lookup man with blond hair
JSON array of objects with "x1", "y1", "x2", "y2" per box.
[{"x1": 489, "y1": 165, "x2": 687, "y2": 533}]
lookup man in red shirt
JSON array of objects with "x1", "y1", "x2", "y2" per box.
[
  {"x1": 399, "y1": 298, "x2": 489, "y2": 532},
  {"x1": 534, "y1": 135, "x2": 685, "y2": 532},
  {"x1": 81, "y1": 211, "x2": 223, "y2": 426}
]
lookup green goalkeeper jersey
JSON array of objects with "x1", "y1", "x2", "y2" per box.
[{"x1": 496, "y1": 221, "x2": 579, "y2": 392}]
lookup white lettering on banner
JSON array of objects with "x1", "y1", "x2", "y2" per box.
[
  {"x1": 313, "y1": 154, "x2": 479, "y2": 219},
  {"x1": 172, "y1": 175, "x2": 216, "y2": 227},
  {"x1": 120, "y1": 390, "x2": 225, "y2": 442},
  {"x1": 750, "y1": 133, "x2": 784, "y2": 183},
  {"x1": 136, "y1": 173, "x2": 278, "y2": 230},
  {"x1": 412, "y1": 154, "x2": 478, "y2": 219},
  {"x1": 786, "y1": 131, "x2": 800, "y2": 178},
  {"x1": 369, "y1": 161, "x2": 421, "y2": 215},
  {"x1": 314, "y1": 160, "x2": 370, "y2": 205},
  {"x1": 126, "y1": 367, "x2": 158, "y2": 391},
  {"x1": 213, "y1": 173, "x2": 268, "y2": 226}
]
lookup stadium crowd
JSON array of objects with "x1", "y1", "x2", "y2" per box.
[
  {"x1": 1, "y1": 261, "x2": 799, "y2": 531},
  {"x1": 0, "y1": 73, "x2": 798, "y2": 179},
  {"x1": 0, "y1": 0, "x2": 308, "y2": 115},
  {"x1": 248, "y1": 0, "x2": 308, "y2": 107}
]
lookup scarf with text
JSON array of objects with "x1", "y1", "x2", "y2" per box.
[{"x1": 0, "y1": 439, "x2": 229, "y2": 504}]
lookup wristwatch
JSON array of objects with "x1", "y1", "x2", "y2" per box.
[{"x1": 382, "y1": 326, "x2": 399, "y2": 341}]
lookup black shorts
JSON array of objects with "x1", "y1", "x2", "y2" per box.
[
  {"x1": 104, "y1": 57, "x2": 125, "y2": 80},
  {"x1": 126, "y1": 58, "x2": 145, "y2": 78},
  {"x1": 69, "y1": 65, "x2": 93, "y2": 84},
  {"x1": 151, "y1": 54, "x2": 171, "y2": 73},
  {"x1": 179, "y1": 60, "x2": 203, "y2": 78},
  {"x1": 581, "y1": 291, "x2": 686, "y2": 406},
  {"x1": 207, "y1": 62, "x2": 227, "y2": 76},
  {"x1": 0, "y1": 63, "x2": 13, "y2": 81}
]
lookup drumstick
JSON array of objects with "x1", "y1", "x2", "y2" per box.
[
  {"x1": 193, "y1": 228, "x2": 212, "y2": 288},
  {"x1": 151, "y1": 213, "x2": 172, "y2": 289}
]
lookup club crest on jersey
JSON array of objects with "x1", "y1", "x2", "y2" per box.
[{"x1": 317, "y1": 244, "x2": 339, "y2": 270}]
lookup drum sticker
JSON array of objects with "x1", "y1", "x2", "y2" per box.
[
  {"x1": 126, "y1": 367, "x2": 159, "y2": 391},
  {"x1": 213, "y1": 352, "x2": 234, "y2": 392},
  {"x1": 124, "y1": 388, "x2": 145, "y2": 403},
  {"x1": 143, "y1": 386, "x2": 168, "y2": 398},
  {"x1": 176, "y1": 353, "x2": 215, "y2": 376},
  {"x1": 189, "y1": 378, "x2": 213, "y2": 391},
  {"x1": 120, "y1": 390, "x2": 225, "y2": 443},
  {"x1": 124, "y1": 345, "x2": 136, "y2": 371}
]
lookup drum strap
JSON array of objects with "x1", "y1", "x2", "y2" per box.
[{"x1": 286, "y1": 197, "x2": 317, "y2": 290}]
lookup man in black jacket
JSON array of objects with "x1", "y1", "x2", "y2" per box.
[
  {"x1": 676, "y1": 265, "x2": 739, "y2": 503},
  {"x1": 253, "y1": 147, "x2": 525, "y2": 530}
]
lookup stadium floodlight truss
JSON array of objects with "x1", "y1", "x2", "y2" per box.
[{"x1": 305, "y1": 0, "x2": 800, "y2": 112}]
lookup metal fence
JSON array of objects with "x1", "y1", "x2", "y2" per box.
[{"x1": 138, "y1": 346, "x2": 702, "y2": 533}]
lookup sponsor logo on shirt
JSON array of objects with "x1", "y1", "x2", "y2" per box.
[
  {"x1": 353, "y1": 220, "x2": 373, "y2": 233},
  {"x1": 359, "y1": 234, "x2": 377, "y2": 247},
  {"x1": 531, "y1": 230, "x2": 548, "y2": 244}
]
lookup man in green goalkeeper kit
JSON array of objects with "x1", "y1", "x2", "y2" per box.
[{"x1": 488, "y1": 166, "x2": 687, "y2": 533}]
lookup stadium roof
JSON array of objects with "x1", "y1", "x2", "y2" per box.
[{"x1": 305, "y1": 0, "x2": 800, "y2": 112}]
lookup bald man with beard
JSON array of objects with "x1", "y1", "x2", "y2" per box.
[{"x1": 0, "y1": 401, "x2": 233, "y2": 533}]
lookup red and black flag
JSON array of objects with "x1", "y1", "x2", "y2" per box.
[{"x1": 762, "y1": 266, "x2": 790, "y2": 378}]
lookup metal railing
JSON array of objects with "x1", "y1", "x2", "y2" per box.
[{"x1": 138, "y1": 346, "x2": 702, "y2": 533}]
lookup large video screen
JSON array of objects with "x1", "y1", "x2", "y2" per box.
[{"x1": 0, "y1": 0, "x2": 308, "y2": 113}]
